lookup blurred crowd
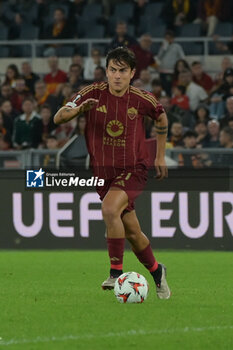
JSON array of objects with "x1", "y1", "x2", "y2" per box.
[
  {"x1": 0, "y1": 0, "x2": 233, "y2": 168},
  {"x1": 1, "y1": 0, "x2": 233, "y2": 41}
]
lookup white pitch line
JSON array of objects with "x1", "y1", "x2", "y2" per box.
[{"x1": 0, "y1": 325, "x2": 232, "y2": 346}]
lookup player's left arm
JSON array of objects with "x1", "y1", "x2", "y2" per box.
[
  {"x1": 143, "y1": 91, "x2": 168, "y2": 179},
  {"x1": 154, "y1": 112, "x2": 168, "y2": 180}
]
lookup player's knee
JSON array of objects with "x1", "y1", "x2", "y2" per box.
[
  {"x1": 125, "y1": 229, "x2": 138, "y2": 243},
  {"x1": 102, "y1": 203, "x2": 119, "y2": 221}
]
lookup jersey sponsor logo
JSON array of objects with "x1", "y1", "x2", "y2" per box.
[
  {"x1": 103, "y1": 136, "x2": 126, "y2": 147},
  {"x1": 96, "y1": 105, "x2": 107, "y2": 113},
  {"x1": 106, "y1": 120, "x2": 124, "y2": 137},
  {"x1": 127, "y1": 107, "x2": 138, "y2": 120}
]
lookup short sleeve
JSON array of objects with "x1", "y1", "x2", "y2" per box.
[
  {"x1": 65, "y1": 84, "x2": 94, "y2": 108},
  {"x1": 144, "y1": 92, "x2": 165, "y2": 120}
]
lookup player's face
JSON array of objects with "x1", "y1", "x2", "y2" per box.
[{"x1": 106, "y1": 59, "x2": 135, "y2": 96}]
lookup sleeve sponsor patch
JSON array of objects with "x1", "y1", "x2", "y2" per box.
[
  {"x1": 65, "y1": 94, "x2": 82, "y2": 108},
  {"x1": 65, "y1": 102, "x2": 77, "y2": 108}
]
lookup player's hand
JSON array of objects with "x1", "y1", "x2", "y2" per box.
[
  {"x1": 154, "y1": 157, "x2": 168, "y2": 180},
  {"x1": 77, "y1": 98, "x2": 99, "y2": 114}
]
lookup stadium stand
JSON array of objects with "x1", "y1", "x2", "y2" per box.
[
  {"x1": 0, "y1": 25, "x2": 8, "y2": 40},
  {"x1": 177, "y1": 23, "x2": 202, "y2": 37},
  {"x1": 0, "y1": 0, "x2": 233, "y2": 169}
]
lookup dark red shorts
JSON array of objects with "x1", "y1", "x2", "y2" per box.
[{"x1": 96, "y1": 168, "x2": 148, "y2": 213}]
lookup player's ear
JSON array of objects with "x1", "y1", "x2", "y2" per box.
[
  {"x1": 105, "y1": 67, "x2": 108, "y2": 78},
  {"x1": 130, "y1": 69, "x2": 136, "y2": 80}
]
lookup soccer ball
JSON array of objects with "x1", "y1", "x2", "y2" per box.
[{"x1": 114, "y1": 272, "x2": 149, "y2": 304}]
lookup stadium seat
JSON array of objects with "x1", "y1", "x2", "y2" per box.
[
  {"x1": 83, "y1": 25, "x2": 105, "y2": 39},
  {"x1": 56, "y1": 46, "x2": 74, "y2": 57},
  {"x1": 138, "y1": 16, "x2": 148, "y2": 35},
  {"x1": 127, "y1": 24, "x2": 135, "y2": 37},
  {"x1": 19, "y1": 45, "x2": 33, "y2": 57},
  {"x1": 19, "y1": 25, "x2": 39, "y2": 40},
  {"x1": 108, "y1": 2, "x2": 134, "y2": 34},
  {"x1": 181, "y1": 42, "x2": 203, "y2": 55},
  {"x1": 214, "y1": 22, "x2": 233, "y2": 36},
  {"x1": 113, "y1": 3, "x2": 134, "y2": 22},
  {"x1": 208, "y1": 41, "x2": 230, "y2": 55},
  {"x1": 27, "y1": 3, "x2": 39, "y2": 24},
  {"x1": 77, "y1": 19, "x2": 90, "y2": 37},
  {"x1": 48, "y1": 3, "x2": 69, "y2": 18},
  {"x1": 82, "y1": 4, "x2": 103, "y2": 21},
  {"x1": 177, "y1": 23, "x2": 201, "y2": 37},
  {"x1": 139, "y1": 16, "x2": 165, "y2": 36},
  {"x1": 74, "y1": 44, "x2": 88, "y2": 56},
  {"x1": 0, "y1": 25, "x2": 8, "y2": 40},
  {"x1": 15, "y1": 25, "x2": 39, "y2": 57},
  {"x1": 151, "y1": 42, "x2": 161, "y2": 55},
  {"x1": 0, "y1": 47, "x2": 9, "y2": 57},
  {"x1": 18, "y1": 3, "x2": 39, "y2": 24},
  {"x1": 144, "y1": 2, "x2": 163, "y2": 18},
  {"x1": 147, "y1": 23, "x2": 166, "y2": 38}
]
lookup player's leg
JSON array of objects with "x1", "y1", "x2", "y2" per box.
[
  {"x1": 122, "y1": 210, "x2": 158, "y2": 270},
  {"x1": 122, "y1": 211, "x2": 171, "y2": 299},
  {"x1": 101, "y1": 187, "x2": 128, "y2": 290}
]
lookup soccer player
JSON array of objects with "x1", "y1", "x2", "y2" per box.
[{"x1": 54, "y1": 47, "x2": 171, "y2": 299}]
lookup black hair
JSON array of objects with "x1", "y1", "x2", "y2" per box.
[
  {"x1": 151, "y1": 78, "x2": 162, "y2": 87},
  {"x1": 95, "y1": 66, "x2": 105, "y2": 74},
  {"x1": 106, "y1": 47, "x2": 136, "y2": 70},
  {"x1": 6, "y1": 64, "x2": 19, "y2": 76},
  {"x1": 195, "y1": 120, "x2": 207, "y2": 126},
  {"x1": 221, "y1": 126, "x2": 233, "y2": 139},
  {"x1": 191, "y1": 61, "x2": 201, "y2": 67},
  {"x1": 41, "y1": 103, "x2": 52, "y2": 111},
  {"x1": 179, "y1": 68, "x2": 192, "y2": 74},
  {"x1": 22, "y1": 96, "x2": 35, "y2": 104},
  {"x1": 227, "y1": 116, "x2": 233, "y2": 123},
  {"x1": 4, "y1": 64, "x2": 20, "y2": 84},
  {"x1": 176, "y1": 85, "x2": 186, "y2": 95},
  {"x1": 173, "y1": 59, "x2": 190, "y2": 81},
  {"x1": 183, "y1": 130, "x2": 197, "y2": 139},
  {"x1": 194, "y1": 104, "x2": 210, "y2": 121},
  {"x1": 54, "y1": 7, "x2": 65, "y2": 14},
  {"x1": 165, "y1": 30, "x2": 175, "y2": 37},
  {"x1": 116, "y1": 20, "x2": 127, "y2": 26}
]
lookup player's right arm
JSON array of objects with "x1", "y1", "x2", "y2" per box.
[{"x1": 54, "y1": 98, "x2": 98, "y2": 125}]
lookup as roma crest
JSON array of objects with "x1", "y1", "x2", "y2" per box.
[{"x1": 127, "y1": 107, "x2": 138, "y2": 120}]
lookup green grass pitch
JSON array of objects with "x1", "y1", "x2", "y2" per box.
[{"x1": 0, "y1": 251, "x2": 232, "y2": 350}]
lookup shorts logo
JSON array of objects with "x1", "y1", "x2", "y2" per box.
[
  {"x1": 106, "y1": 120, "x2": 124, "y2": 137},
  {"x1": 26, "y1": 168, "x2": 45, "y2": 187},
  {"x1": 127, "y1": 107, "x2": 138, "y2": 120}
]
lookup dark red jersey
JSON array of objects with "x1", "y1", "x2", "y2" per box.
[{"x1": 66, "y1": 82, "x2": 164, "y2": 178}]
